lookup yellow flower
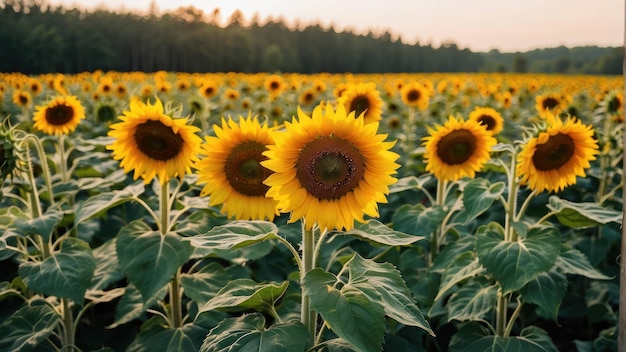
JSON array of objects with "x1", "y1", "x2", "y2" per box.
[
  {"x1": 199, "y1": 80, "x2": 218, "y2": 99},
  {"x1": 195, "y1": 115, "x2": 279, "y2": 221},
  {"x1": 262, "y1": 104, "x2": 400, "y2": 231},
  {"x1": 517, "y1": 117, "x2": 599, "y2": 193},
  {"x1": 12, "y1": 90, "x2": 32, "y2": 108},
  {"x1": 400, "y1": 82, "x2": 430, "y2": 110},
  {"x1": 264, "y1": 74, "x2": 286, "y2": 99},
  {"x1": 422, "y1": 115, "x2": 496, "y2": 182},
  {"x1": 535, "y1": 93, "x2": 565, "y2": 118},
  {"x1": 337, "y1": 82, "x2": 384, "y2": 124},
  {"x1": 468, "y1": 106, "x2": 504, "y2": 135},
  {"x1": 33, "y1": 96, "x2": 85, "y2": 135},
  {"x1": 107, "y1": 97, "x2": 201, "y2": 185}
]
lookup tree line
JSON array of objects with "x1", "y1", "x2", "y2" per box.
[{"x1": 0, "y1": 0, "x2": 621, "y2": 75}]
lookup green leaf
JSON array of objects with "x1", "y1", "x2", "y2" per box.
[
  {"x1": 452, "y1": 178, "x2": 505, "y2": 225},
  {"x1": 347, "y1": 254, "x2": 433, "y2": 335},
  {"x1": 180, "y1": 262, "x2": 231, "y2": 307},
  {"x1": 116, "y1": 220, "x2": 192, "y2": 302},
  {"x1": 449, "y1": 324, "x2": 558, "y2": 352},
  {"x1": 200, "y1": 313, "x2": 310, "y2": 352},
  {"x1": 345, "y1": 220, "x2": 425, "y2": 246},
  {"x1": 555, "y1": 247, "x2": 612, "y2": 280},
  {"x1": 547, "y1": 196, "x2": 622, "y2": 228},
  {"x1": 391, "y1": 203, "x2": 447, "y2": 237},
  {"x1": 185, "y1": 220, "x2": 279, "y2": 257},
  {"x1": 14, "y1": 204, "x2": 63, "y2": 242},
  {"x1": 200, "y1": 279, "x2": 288, "y2": 314},
  {"x1": 435, "y1": 252, "x2": 485, "y2": 302},
  {"x1": 447, "y1": 277, "x2": 498, "y2": 322},
  {"x1": 475, "y1": 223, "x2": 560, "y2": 294},
  {"x1": 519, "y1": 271, "x2": 568, "y2": 321},
  {"x1": 303, "y1": 269, "x2": 386, "y2": 352},
  {"x1": 127, "y1": 318, "x2": 206, "y2": 352},
  {"x1": 389, "y1": 175, "x2": 432, "y2": 194},
  {"x1": 90, "y1": 238, "x2": 124, "y2": 290},
  {"x1": 0, "y1": 304, "x2": 60, "y2": 352},
  {"x1": 74, "y1": 182, "x2": 145, "y2": 224},
  {"x1": 108, "y1": 283, "x2": 167, "y2": 329},
  {"x1": 19, "y1": 237, "x2": 96, "y2": 303}
]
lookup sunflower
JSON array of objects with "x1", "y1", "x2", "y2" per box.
[
  {"x1": 535, "y1": 93, "x2": 565, "y2": 118},
  {"x1": 12, "y1": 90, "x2": 32, "y2": 108},
  {"x1": 107, "y1": 97, "x2": 201, "y2": 185},
  {"x1": 195, "y1": 115, "x2": 279, "y2": 221},
  {"x1": 298, "y1": 88, "x2": 317, "y2": 106},
  {"x1": 400, "y1": 82, "x2": 429, "y2": 110},
  {"x1": 264, "y1": 74, "x2": 286, "y2": 99},
  {"x1": 33, "y1": 96, "x2": 86, "y2": 135},
  {"x1": 422, "y1": 115, "x2": 497, "y2": 182},
  {"x1": 516, "y1": 117, "x2": 599, "y2": 193},
  {"x1": 27, "y1": 78, "x2": 43, "y2": 96},
  {"x1": 468, "y1": 106, "x2": 504, "y2": 135},
  {"x1": 337, "y1": 82, "x2": 384, "y2": 124},
  {"x1": 98, "y1": 77, "x2": 114, "y2": 96},
  {"x1": 199, "y1": 80, "x2": 218, "y2": 99},
  {"x1": 262, "y1": 104, "x2": 400, "y2": 231}
]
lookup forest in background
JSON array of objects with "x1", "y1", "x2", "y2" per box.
[{"x1": 0, "y1": 0, "x2": 622, "y2": 75}]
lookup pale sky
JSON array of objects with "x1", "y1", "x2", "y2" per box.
[{"x1": 46, "y1": 0, "x2": 623, "y2": 53}]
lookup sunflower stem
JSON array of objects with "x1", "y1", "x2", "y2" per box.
[
  {"x1": 169, "y1": 268, "x2": 183, "y2": 328},
  {"x1": 405, "y1": 107, "x2": 416, "y2": 154},
  {"x1": 301, "y1": 222, "x2": 317, "y2": 344},
  {"x1": 23, "y1": 134, "x2": 55, "y2": 206},
  {"x1": 504, "y1": 148, "x2": 519, "y2": 243},
  {"x1": 56, "y1": 134, "x2": 69, "y2": 183},
  {"x1": 495, "y1": 288, "x2": 507, "y2": 337},
  {"x1": 61, "y1": 298, "x2": 76, "y2": 351},
  {"x1": 160, "y1": 181, "x2": 170, "y2": 234},
  {"x1": 430, "y1": 178, "x2": 447, "y2": 264}
]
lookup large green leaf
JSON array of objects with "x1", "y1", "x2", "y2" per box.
[
  {"x1": 347, "y1": 253, "x2": 433, "y2": 335},
  {"x1": 90, "y1": 238, "x2": 124, "y2": 290},
  {"x1": 475, "y1": 223, "x2": 560, "y2": 294},
  {"x1": 200, "y1": 279, "x2": 288, "y2": 314},
  {"x1": 200, "y1": 313, "x2": 310, "y2": 352},
  {"x1": 519, "y1": 271, "x2": 568, "y2": 321},
  {"x1": 180, "y1": 262, "x2": 231, "y2": 307},
  {"x1": 0, "y1": 304, "x2": 60, "y2": 352},
  {"x1": 108, "y1": 283, "x2": 167, "y2": 329},
  {"x1": 391, "y1": 203, "x2": 447, "y2": 237},
  {"x1": 116, "y1": 220, "x2": 192, "y2": 302},
  {"x1": 447, "y1": 277, "x2": 498, "y2": 322},
  {"x1": 14, "y1": 203, "x2": 63, "y2": 242},
  {"x1": 74, "y1": 182, "x2": 145, "y2": 224},
  {"x1": 435, "y1": 252, "x2": 485, "y2": 302},
  {"x1": 452, "y1": 178, "x2": 505, "y2": 225},
  {"x1": 449, "y1": 324, "x2": 558, "y2": 352},
  {"x1": 554, "y1": 247, "x2": 612, "y2": 280},
  {"x1": 127, "y1": 318, "x2": 206, "y2": 352},
  {"x1": 344, "y1": 220, "x2": 425, "y2": 246},
  {"x1": 19, "y1": 237, "x2": 96, "y2": 303},
  {"x1": 303, "y1": 269, "x2": 385, "y2": 352},
  {"x1": 547, "y1": 196, "x2": 622, "y2": 228},
  {"x1": 185, "y1": 220, "x2": 279, "y2": 257}
]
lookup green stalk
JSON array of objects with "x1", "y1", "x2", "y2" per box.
[
  {"x1": 495, "y1": 288, "x2": 507, "y2": 337},
  {"x1": 430, "y1": 179, "x2": 447, "y2": 264},
  {"x1": 57, "y1": 134, "x2": 69, "y2": 183},
  {"x1": 159, "y1": 180, "x2": 183, "y2": 329},
  {"x1": 62, "y1": 298, "x2": 76, "y2": 351},
  {"x1": 24, "y1": 134, "x2": 55, "y2": 206},
  {"x1": 301, "y1": 223, "x2": 317, "y2": 343}
]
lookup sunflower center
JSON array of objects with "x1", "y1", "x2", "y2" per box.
[
  {"x1": 406, "y1": 89, "x2": 421, "y2": 102},
  {"x1": 477, "y1": 115, "x2": 496, "y2": 131},
  {"x1": 608, "y1": 96, "x2": 621, "y2": 113},
  {"x1": 296, "y1": 137, "x2": 364, "y2": 200},
  {"x1": 45, "y1": 104, "x2": 75, "y2": 125},
  {"x1": 436, "y1": 129, "x2": 477, "y2": 165},
  {"x1": 134, "y1": 120, "x2": 183, "y2": 161},
  {"x1": 532, "y1": 133, "x2": 574, "y2": 171},
  {"x1": 349, "y1": 96, "x2": 370, "y2": 117},
  {"x1": 19, "y1": 95, "x2": 29, "y2": 105},
  {"x1": 225, "y1": 142, "x2": 271, "y2": 196},
  {"x1": 205, "y1": 87, "x2": 215, "y2": 95},
  {"x1": 270, "y1": 81, "x2": 280, "y2": 90},
  {"x1": 542, "y1": 97, "x2": 559, "y2": 110}
]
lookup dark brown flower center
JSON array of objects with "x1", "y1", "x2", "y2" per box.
[
  {"x1": 406, "y1": 89, "x2": 421, "y2": 102},
  {"x1": 225, "y1": 141, "x2": 271, "y2": 196},
  {"x1": 19, "y1": 94, "x2": 29, "y2": 105},
  {"x1": 532, "y1": 133, "x2": 574, "y2": 171},
  {"x1": 608, "y1": 96, "x2": 621, "y2": 113},
  {"x1": 134, "y1": 120, "x2": 183, "y2": 161},
  {"x1": 45, "y1": 104, "x2": 74, "y2": 125},
  {"x1": 477, "y1": 115, "x2": 496, "y2": 131},
  {"x1": 349, "y1": 96, "x2": 370, "y2": 118},
  {"x1": 270, "y1": 81, "x2": 280, "y2": 90},
  {"x1": 296, "y1": 137, "x2": 365, "y2": 200},
  {"x1": 204, "y1": 87, "x2": 215, "y2": 96},
  {"x1": 436, "y1": 129, "x2": 477, "y2": 165},
  {"x1": 542, "y1": 97, "x2": 560, "y2": 110}
]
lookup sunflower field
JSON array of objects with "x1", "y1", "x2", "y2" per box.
[{"x1": 0, "y1": 71, "x2": 622, "y2": 352}]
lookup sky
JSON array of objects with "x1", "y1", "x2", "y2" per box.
[{"x1": 46, "y1": 0, "x2": 623, "y2": 53}]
